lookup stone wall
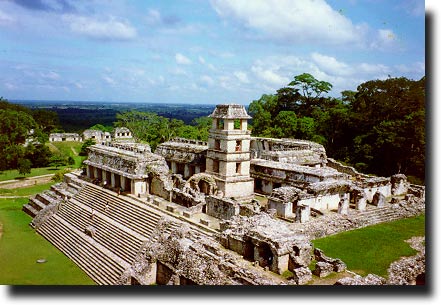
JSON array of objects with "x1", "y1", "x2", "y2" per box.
[{"x1": 206, "y1": 195, "x2": 239, "y2": 220}]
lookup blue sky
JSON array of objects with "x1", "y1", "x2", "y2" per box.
[{"x1": 0, "y1": 0, "x2": 426, "y2": 104}]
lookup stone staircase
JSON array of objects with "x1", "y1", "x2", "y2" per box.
[
  {"x1": 30, "y1": 179, "x2": 193, "y2": 285},
  {"x1": 38, "y1": 214, "x2": 130, "y2": 285},
  {"x1": 348, "y1": 204, "x2": 407, "y2": 227}
]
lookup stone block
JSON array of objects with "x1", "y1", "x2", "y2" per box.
[
  {"x1": 313, "y1": 261, "x2": 334, "y2": 278},
  {"x1": 183, "y1": 211, "x2": 191, "y2": 218},
  {"x1": 372, "y1": 191, "x2": 386, "y2": 207},
  {"x1": 292, "y1": 267, "x2": 312, "y2": 285},
  {"x1": 166, "y1": 205, "x2": 175, "y2": 213},
  {"x1": 200, "y1": 219, "x2": 210, "y2": 226}
]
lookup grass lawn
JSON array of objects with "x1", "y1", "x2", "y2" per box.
[
  {"x1": 0, "y1": 191, "x2": 94, "y2": 284},
  {"x1": 46, "y1": 141, "x2": 86, "y2": 168},
  {"x1": 0, "y1": 167, "x2": 63, "y2": 182},
  {"x1": 0, "y1": 182, "x2": 57, "y2": 197},
  {"x1": 312, "y1": 214, "x2": 425, "y2": 278}
]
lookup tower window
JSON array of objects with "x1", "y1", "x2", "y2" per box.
[
  {"x1": 217, "y1": 119, "x2": 224, "y2": 130},
  {"x1": 214, "y1": 139, "x2": 221, "y2": 150},
  {"x1": 213, "y1": 160, "x2": 219, "y2": 173},
  {"x1": 234, "y1": 119, "x2": 241, "y2": 130},
  {"x1": 235, "y1": 140, "x2": 242, "y2": 152},
  {"x1": 236, "y1": 162, "x2": 241, "y2": 174}
]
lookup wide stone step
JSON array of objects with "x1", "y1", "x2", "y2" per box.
[
  {"x1": 29, "y1": 197, "x2": 46, "y2": 211},
  {"x1": 74, "y1": 193, "x2": 160, "y2": 237},
  {"x1": 58, "y1": 199, "x2": 144, "y2": 263},
  {"x1": 74, "y1": 189, "x2": 163, "y2": 236},
  {"x1": 38, "y1": 214, "x2": 130, "y2": 285},
  {"x1": 22, "y1": 204, "x2": 38, "y2": 218}
]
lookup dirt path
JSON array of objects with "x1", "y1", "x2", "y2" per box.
[
  {"x1": 0, "y1": 174, "x2": 54, "y2": 189},
  {"x1": 71, "y1": 146, "x2": 78, "y2": 155}
]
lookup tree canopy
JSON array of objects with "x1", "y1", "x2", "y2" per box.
[{"x1": 248, "y1": 74, "x2": 425, "y2": 183}]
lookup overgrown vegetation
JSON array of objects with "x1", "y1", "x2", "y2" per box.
[
  {"x1": 312, "y1": 214, "x2": 425, "y2": 277},
  {"x1": 248, "y1": 74, "x2": 425, "y2": 183}
]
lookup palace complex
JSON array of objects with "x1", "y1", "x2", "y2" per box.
[{"x1": 24, "y1": 104, "x2": 425, "y2": 285}]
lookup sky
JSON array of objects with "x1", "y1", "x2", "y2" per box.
[{"x1": 0, "y1": 0, "x2": 426, "y2": 105}]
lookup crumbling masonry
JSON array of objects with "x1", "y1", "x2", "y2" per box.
[{"x1": 25, "y1": 104, "x2": 425, "y2": 285}]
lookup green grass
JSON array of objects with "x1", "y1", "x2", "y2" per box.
[
  {"x1": 0, "y1": 167, "x2": 64, "y2": 182},
  {"x1": 0, "y1": 182, "x2": 56, "y2": 197},
  {"x1": 0, "y1": 188, "x2": 94, "y2": 285},
  {"x1": 47, "y1": 141, "x2": 86, "y2": 168},
  {"x1": 312, "y1": 214, "x2": 425, "y2": 278}
]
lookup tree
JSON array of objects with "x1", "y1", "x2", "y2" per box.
[
  {"x1": 17, "y1": 158, "x2": 32, "y2": 176},
  {"x1": 79, "y1": 139, "x2": 95, "y2": 156},
  {"x1": 32, "y1": 109, "x2": 60, "y2": 134},
  {"x1": 49, "y1": 155, "x2": 66, "y2": 169}
]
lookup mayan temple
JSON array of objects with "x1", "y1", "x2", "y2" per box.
[{"x1": 23, "y1": 103, "x2": 425, "y2": 285}]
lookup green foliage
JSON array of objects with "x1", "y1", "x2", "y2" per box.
[
  {"x1": 248, "y1": 74, "x2": 425, "y2": 182},
  {"x1": 51, "y1": 168, "x2": 71, "y2": 182},
  {"x1": 115, "y1": 110, "x2": 187, "y2": 150},
  {"x1": 31, "y1": 109, "x2": 61, "y2": 134},
  {"x1": 79, "y1": 139, "x2": 95, "y2": 156},
  {"x1": 312, "y1": 215, "x2": 425, "y2": 277},
  {"x1": 88, "y1": 123, "x2": 113, "y2": 132},
  {"x1": 49, "y1": 155, "x2": 66, "y2": 169},
  {"x1": 17, "y1": 159, "x2": 32, "y2": 176}
]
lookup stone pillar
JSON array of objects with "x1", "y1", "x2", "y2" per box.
[
  {"x1": 296, "y1": 204, "x2": 310, "y2": 223},
  {"x1": 93, "y1": 167, "x2": 99, "y2": 180},
  {"x1": 184, "y1": 164, "x2": 190, "y2": 179},
  {"x1": 337, "y1": 194, "x2": 349, "y2": 215},
  {"x1": 372, "y1": 191, "x2": 386, "y2": 207},
  {"x1": 102, "y1": 169, "x2": 107, "y2": 183},
  {"x1": 111, "y1": 172, "x2": 116, "y2": 188},
  {"x1": 171, "y1": 162, "x2": 177, "y2": 174},
  {"x1": 195, "y1": 165, "x2": 201, "y2": 174},
  {"x1": 121, "y1": 176, "x2": 126, "y2": 191},
  {"x1": 355, "y1": 195, "x2": 367, "y2": 211},
  {"x1": 86, "y1": 165, "x2": 91, "y2": 179}
]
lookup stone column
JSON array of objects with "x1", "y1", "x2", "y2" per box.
[
  {"x1": 111, "y1": 172, "x2": 116, "y2": 188},
  {"x1": 93, "y1": 167, "x2": 99, "y2": 180},
  {"x1": 337, "y1": 194, "x2": 349, "y2": 215},
  {"x1": 86, "y1": 165, "x2": 91, "y2": 179},
  {"x1": 120, "y1": 176, "x2": 127, "y2": 192},
  {"x1": 296, "y1": 204, "x2": 310, "y2": 223},
  {"x1": 184, "y1": 164, "x2": 190, "y2": 179},
  {"x1": 195, "y1": 165, "x2": 201, "y2": 174},
  {"x1": 102, "y1": 169, "x2": 106, "y2": 183},
  {"x1": 171, "y1": 162, "x2": 177, "y2": 174}
]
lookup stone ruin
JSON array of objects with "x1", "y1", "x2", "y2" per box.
[{"x1": 24, "y1": 103, "x2": 425, "y2": 285}]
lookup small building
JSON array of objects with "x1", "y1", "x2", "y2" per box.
[
  {"x1": 155, "y1": 138, "x2": 207, "y2": 179},
  {"x1": 49, "y1": 133, "x2": 82, "y2": 142},
  {"x1": 82, "y1": 129, "x2": 112, "y2": 143},
  {"x1": 113, "y1": 127, "x2": 133, "y2": 142}
]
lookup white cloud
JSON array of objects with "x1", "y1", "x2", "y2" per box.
[
  {"x1": 234, "y1": 71, "x2": 250, "y2": 83},
  {"x1": 170, "y1": 67, "x2": 188, "y2": 76},
  {"x1": 358, "y1": 63, "x2": 391, "y2": 75},
  {"x1": 175, "y1": 53, "x2": 192, "y2": 65},
  {"x1": 251, "y1": 65, "x2": 289, "y2": 86},
  {"x1": 370, "y1": 28, "x2": 398, "y2": 50},
  {"x1": 198, "y1": 56, "x2": 206, "y2": 64},
  {"x1": 40, "y1": 71, "x2": 60, "y2": 80},
  {"x1": 400, "y1": 0, "x2": 425, "y2": 17},
  {"x1": 200, "y1": 75, "x2": 214, "y2": 86},
  {"x1": 310, "y1": 52, "x2": 352, "y2": 76},
  {"x1": 146, "y1": 9, "x2": 161, "y2": 24},
  {"x1": 211, "y1": 0, "x2": 363, "y2": 45},
  {"x1": 63, "y1": 15, "x2": 137, "y2": 41},
  {"x1": 0, "y1": 9, "x2": 15, "y2": 26},
  {"x1": 102, "y1": 75, "x2": 116, "y2": 85}
]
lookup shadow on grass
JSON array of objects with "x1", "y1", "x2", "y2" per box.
[{"x1": 13, "y1": 177, "x2": 26, "y2": 180}]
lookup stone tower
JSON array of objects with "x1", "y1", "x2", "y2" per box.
[{"x1": 206, "y1": 104, "x2": 254, "y2": 200}]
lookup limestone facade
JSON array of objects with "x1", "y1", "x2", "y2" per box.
[{"x1": 49, "y1": 133, "x2": 82, "y2": 142}]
